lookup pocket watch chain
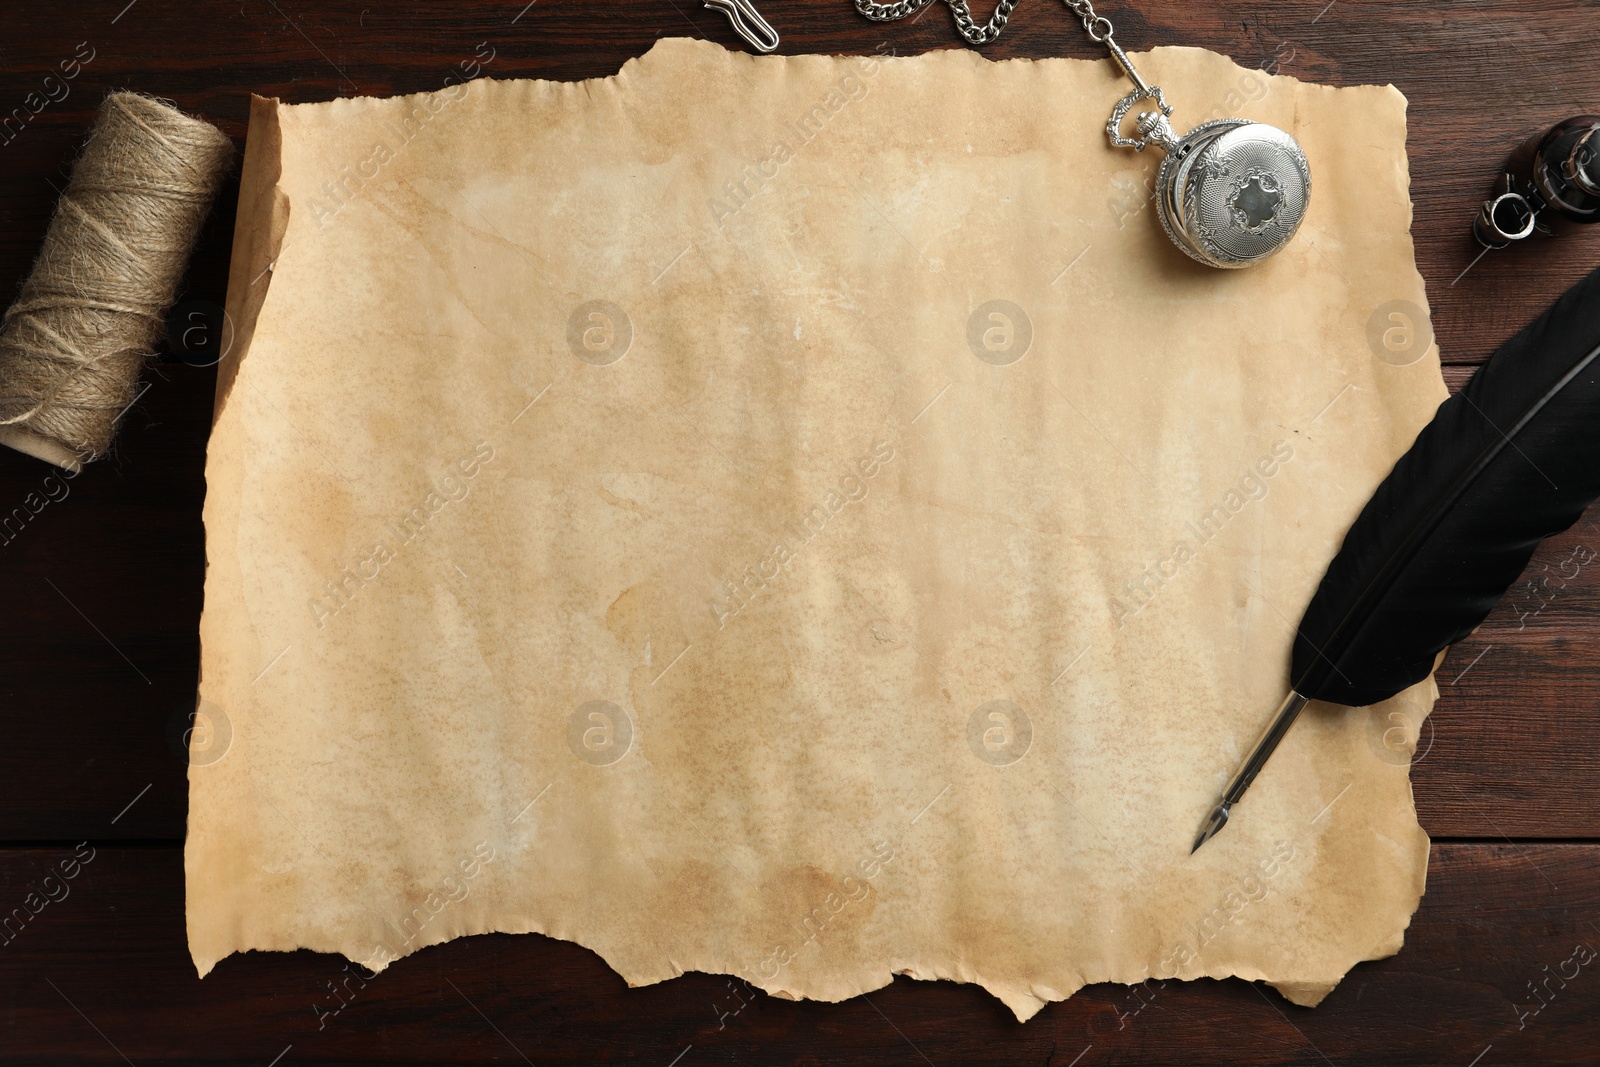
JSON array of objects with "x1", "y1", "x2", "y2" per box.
[{"x1": 855, "y1": 0, "x2": 1175, "y2": 150}]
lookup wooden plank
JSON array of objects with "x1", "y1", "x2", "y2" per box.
[
  {"x1": 0, "y1": 372, "x2": 212, "y2": 842},
  {"x1": 1417, "y1": 514, "x2": 1600, "y2": 838},
  {"x1": 0, "y1": 843, "x2": 1595, "y2": 1065}
]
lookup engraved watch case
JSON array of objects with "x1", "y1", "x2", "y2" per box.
[{"x1": 1154, "y1": 118, "x2": 1313, "y2": 269}]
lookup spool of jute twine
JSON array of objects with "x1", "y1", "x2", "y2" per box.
[{"x1": 0, "y1": 92, "x2": 232, "y2": 471}]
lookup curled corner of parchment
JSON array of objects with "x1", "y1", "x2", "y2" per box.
[{"x1": 216, "y1": 93, "x2": 288, "y2": 424}]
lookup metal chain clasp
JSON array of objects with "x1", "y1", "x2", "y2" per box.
[
  {"x1": 1063, "y1": 0, "x2": 1179, "y2": 153},
  {"x1": 1108, "y1": 86, "x2": 1176, "y2": 152}
]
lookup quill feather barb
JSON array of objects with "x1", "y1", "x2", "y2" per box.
[
  {"x1": 1194, "y1": 264, "x2": 1600, "y2": 853},
  {"x1": 1293, "y1": 264, "x2": 1600, "y2": 706}
]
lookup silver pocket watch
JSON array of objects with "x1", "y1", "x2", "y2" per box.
[{"x1": 855, "y1": 0, "x2": 1313, "y2": 268}]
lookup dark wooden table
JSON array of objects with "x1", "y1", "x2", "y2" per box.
[{"x1": 2, "y1": 2, "x2": 1598, "y2": 1064}]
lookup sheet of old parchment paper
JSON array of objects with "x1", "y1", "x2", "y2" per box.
[{"x1": 191, "y1": 38, "x2": 1447, "y2": 1020}]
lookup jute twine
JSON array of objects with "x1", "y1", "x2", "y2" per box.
[{"x1": 0, "y1": 92, "x2": 233, "y2": 471}]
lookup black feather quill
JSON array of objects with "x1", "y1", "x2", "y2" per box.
[
  {"x1": 1193, "y1": 262, "x2": 1600, "y2": 852},
  {"x1": 1294, "y1": 265, "x2": 1600, "y2": 704}
]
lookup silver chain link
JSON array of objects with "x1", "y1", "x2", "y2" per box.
[
  {"x1": 852, "y1": 0, "x2": 1017, "y2": 46},
  {"x1": 853, "y1": 0, "x2": 1115, "y2": 47}
]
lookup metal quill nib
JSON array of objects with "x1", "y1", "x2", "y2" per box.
[{"x1": 1190, "y1": 692, "x2": 1310, "y2": 853}]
